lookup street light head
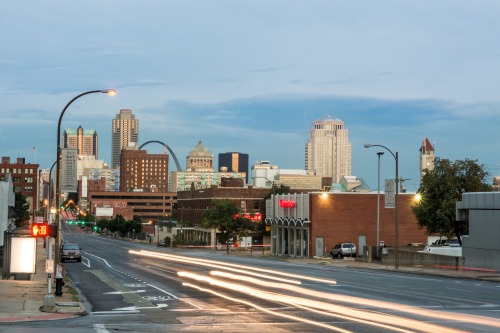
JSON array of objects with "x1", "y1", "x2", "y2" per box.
[
  {"x1": 377, "y1": 151, "x2": 384, "y2": 156},
  {"x1": 101, "y1": 89, "x2": 117, "y2": 96},
  {"x1": 364, "y1": 144, "x2": 374, "y2": 148}
]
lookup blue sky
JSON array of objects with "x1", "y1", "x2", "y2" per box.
[{"x1": 1, "y1": 1, "x2": 500, "y2": 192}]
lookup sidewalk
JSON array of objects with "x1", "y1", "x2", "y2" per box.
[{"x1": 0, "y1": 238, "x2": 85, "y2": 323}]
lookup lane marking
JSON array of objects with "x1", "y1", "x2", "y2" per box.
[
  {"x1": 104, "y1": 290, "x2": 146, "y2": 295},
  {"x1": 93, "y1": 324, "x2": 109, "y2": 333}
]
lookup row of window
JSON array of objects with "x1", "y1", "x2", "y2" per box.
[
  {"x1": 14, "y1": 186, "x2": 33, "y2": 192},
  {"x1": 12, "y1": 177, "x2": 34, "y2": 183},
  {"x1": 1, "y1": 168, "x2": 35, "y2": 174}
]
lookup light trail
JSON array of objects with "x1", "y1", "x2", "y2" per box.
[
  {"x1": 131, "y1": 250, "x2": 336, "y2": 284},
  {"x1": 179, "y1": 271, "x2": 469, "y2": 333},
  {"x1": 208, "y1": 270, "x2": 500, "y2": 329},
  {"x1": 131, "y1": 250, "x2": 500, "y2": 331},
  {"x1": 183, "y1": 282, "x2": 354, "y2": 333}
]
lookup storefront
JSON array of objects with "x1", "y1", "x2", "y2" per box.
[{"x1": 266, "y1": 193, "x2": 311, "y2": 258}]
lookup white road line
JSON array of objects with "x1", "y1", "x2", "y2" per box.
[
  {"x1": 81, "y1": 256, "x2": 91, "y2": 268},
  {"x1": 85, "y1": 253, "x2": 112, "y2": 268},
  {"x1": 93, "y1": 324, "x2": 109, "y2": 333}
]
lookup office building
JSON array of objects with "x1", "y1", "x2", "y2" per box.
[
  {"x1": 305, "y1": 115, "x2": 351, "y2": 183},
  {"x1": 61, "y1": 148, "x2": 78, "y2": 194},
  {"x1": 120, "y1": 149, "x2": 169, "y2": 192},
  {"x1": 219, "y1": 152, "x2": 249, "y2": 183},
  {"x1": 63, "y1": 126, "x2": 99, "y2": 159},
  {"x1": 112, "y1": 109, "x2": 139, "y2": 169}
]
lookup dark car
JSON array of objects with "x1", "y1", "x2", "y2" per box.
[
  {"x1": 157, "y1": 239, "x2": 166, "y2": 247},
  {"x1": 61, "y1": 243, "x2": 82, "y2": 262}
]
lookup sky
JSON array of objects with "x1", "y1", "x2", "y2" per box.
[{"x1": 2, "y1": 1, "x2": 500, "y2": 193}]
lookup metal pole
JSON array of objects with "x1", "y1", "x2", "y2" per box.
[
  {"x1": 395, "y1": 152, "x2": 399, "y2": 269},
  {"x1": 364, "y1": 143, "x2": 400, "y2": 269},
  {"x1": 376, "y1": 152, "x2": 384, "y2": 258}
]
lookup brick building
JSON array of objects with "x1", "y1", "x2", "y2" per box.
[
  {"x1": 120, "y1": 149, "x2": 169, "y2": 192},
  {"x1": 88, "y1": 191, "x2": 177, "y2": 222},
  {"x1": 0, "y1": 157, "x2": 39, "y2": 214},
  {"x1": 177, "y1": 184, "x2": 271, "y2": 226},
  {"x1": 266, "y1": 192, "x2": 427, "y2": 258}
]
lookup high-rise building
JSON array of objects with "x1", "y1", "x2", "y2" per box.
[
  {"x1": 218, "y1": 152, "x2": 249, "y2": 183},
  {"x1": 112, "y1": 109, "x2": 139, "y2": 169},
  {"x1": 63, "y1": 126, "x2": 99, "y2": 159},
  {"x1": 419, "y1": 137, "x2": 435, "y2": 181},
  {"x1": 305, "y1": 115, "x2": 351, "y2": 183},
  {"x1": 120, "y1": 149, "x2": 169, "y2": 192},
  {"x1": 61, "y1": 148, "x2": 78, "y2": 193}
]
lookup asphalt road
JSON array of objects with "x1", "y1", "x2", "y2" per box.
[{"x1": 6, "y1": 224, "x2": 500, "y2": 333}]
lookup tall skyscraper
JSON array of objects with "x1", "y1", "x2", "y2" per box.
[
  {"x1": 120, "y1": 149, "x2": 169, "y2": 192},
  {"x1": 61, "y1": 148, "x2": 78, "y2": 193},
  {"x1": 112, "y1": 109, "x2": 139, "y2": 169},
  {"x1": 63, "y1": 126, "x2": 98, "y2": 159},
  {"x1": 218, "y1": 152, "x2": 249, "y2": 183},
  {"x1": 305, "y1": 115, "x2": 351, "y2": 183},
  {"x1": 419, "y1": 137, "x2": 435, "y2": 181}
]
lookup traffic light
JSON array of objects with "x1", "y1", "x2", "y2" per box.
[
  {"x1": 30, "y1": 222, "x2": 49, "y2": 237},
  {"x1": 30, "y1": 222, "x2": 58, "y2": 238}
]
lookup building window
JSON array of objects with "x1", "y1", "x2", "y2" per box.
[
  {"x1": 25, "y1": 186, "x2": 33, "y2": 192},
  {"x1": 253, "y1": 201, "x2": 259, "y2": 209}
]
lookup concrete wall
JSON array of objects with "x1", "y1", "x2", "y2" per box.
[{"x1": 458, "y1": 192, "x2": 500, "y2": 271}]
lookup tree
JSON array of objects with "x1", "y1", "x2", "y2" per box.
[
  {"x1": 412, "y1": 158, "x2": 492, "y2": 244},
  {"x1": 202, "y1": 199, "x2": 255, "y2": 253},
  {"x1": 14, "y1": 192, "x2": 31, "y2": 228}
]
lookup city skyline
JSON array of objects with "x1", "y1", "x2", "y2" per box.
[{"x1": 2, "y1": 1, "x2": 500, "y2": 192}]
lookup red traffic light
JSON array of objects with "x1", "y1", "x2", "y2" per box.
[{"x1": 31, "y1": 222, "x2": 49, "y2": 237}]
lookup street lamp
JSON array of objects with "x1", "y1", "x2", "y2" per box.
[
  {"x1": 55, "y1": 89, "x2": 116, "y2": 263},
  {"x1": 376, "y1": 151, "x2": 384, "y2": 259},
  {"x1": 48, "y1": 161, "x2": 56, "y2": 220},
  {"x1": 364, "y1": 143, "x2": 399, "y2": 269}
]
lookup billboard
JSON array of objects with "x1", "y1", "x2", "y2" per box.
[{"x1": 95, "y1": 207, "x2": 113, "y2": 217}]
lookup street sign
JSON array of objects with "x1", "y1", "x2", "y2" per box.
[
  {"x1": 384, "y1": 179, "x2": 396, "y2": 208},
  {"x1": 46, "y1": 259, "x2": 54, "y2": 273}
]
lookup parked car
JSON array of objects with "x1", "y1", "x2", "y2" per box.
[
  {"x1": 157, "y1": 239, "x2": 166, "y2": 247},
  {"x1": 330, "y1": 242, "x2": 357, "y2": 259},
  {"x1": 61, "y1": 243, "x2": 82, "y2": 262},
  {"x1": 432, "y1": 238, "x2": 460, "y2": 247}
]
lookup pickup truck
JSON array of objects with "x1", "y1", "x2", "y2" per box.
[{"x1": 330, "y1": 242, "x2": 357, "y2": 259}]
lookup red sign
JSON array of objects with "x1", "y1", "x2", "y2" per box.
[
  {"x1": 234, "y1": 213, "x2": 262, "y2": 222},
  {"x1": 279, "y1": 199, "x2": 295, "y2": 208},
  {"x1": 30, "y1": 222, "x2": 49, "y2": 237}
]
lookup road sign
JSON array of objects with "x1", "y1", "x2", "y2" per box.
[
  {"x1": 46, "y1": 259, "x2": 54, "y2": 273},
  {"x1": 384, "y1": 179, "x2": 396, "y2": 208}
]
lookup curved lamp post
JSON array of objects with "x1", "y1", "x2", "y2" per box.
[
  {"x1": 364, "y1": 144, "x2": 399, "y2": 269},
  {"x1": 55, "y1": 89, "x2": 116, "y2": 263},
  {"x1": 376, "y1": 151, "x2": 384, "y2": 258},
  {"x1": 48, "y1": 161, "x2": 56, "y2": 213}
]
